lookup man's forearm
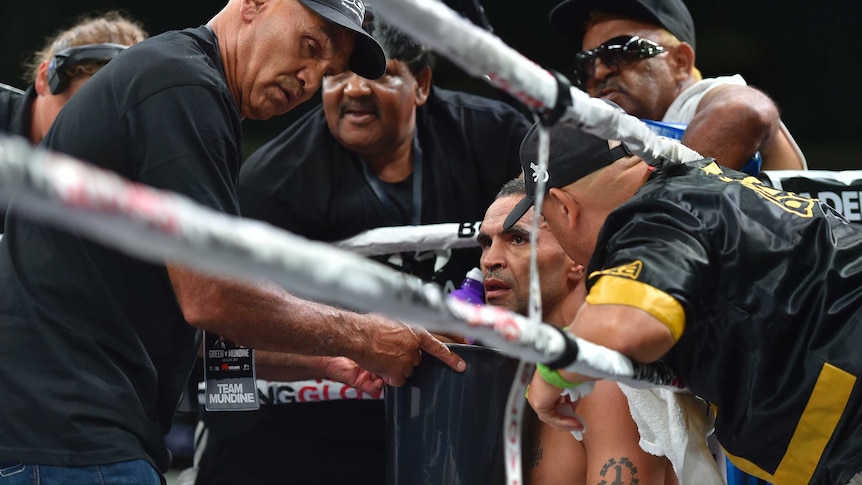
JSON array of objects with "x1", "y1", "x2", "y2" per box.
[
  {"x1": 167, "y1": 264, "x2": 369, "y2": 359},
  {"x1": 254, "y1": 351, "x2": 336, "y2": 381},
  {"x1": 167, "y1": 264, "x2": 465, "y2": 387}
]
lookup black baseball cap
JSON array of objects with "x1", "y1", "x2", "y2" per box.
[
  {"x1": 503, "y1": 121, "x2": 632, "y2": 230},
  {"x1": 298, "y1": 0, "x2": 386, "y2": 79},
  {"x1": 549, "y1": 0, "x2": 695, "y2": 51}
]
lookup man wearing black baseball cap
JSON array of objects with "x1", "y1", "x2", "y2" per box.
[
  {"x1": 0, "y1": 0, "x2": 469, "y2": 482},
  {"x1": 297, "y1": 0, "x2": 385, "y2": 79},
  {"x1": 547, "y1": 0, "x2": 806, "y2": 173},
  {"x1": 520, "y1": 120, "x2": 862, "y2": 484},
  {"x1": 550, "y1": 0, "x2": 695, "y2": 50},
  {"x1": 503, "y1": 121, "x2": 635, "y2": 233}
]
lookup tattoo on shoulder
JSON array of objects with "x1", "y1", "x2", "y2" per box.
[{"x1": 598, "y1": 456, "x2": 639, "y2": 485}]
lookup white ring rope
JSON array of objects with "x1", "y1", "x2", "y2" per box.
[
  {"x1": 372, "y1": 0, "x2": 704, "y2": 166},
  {"x1": 334, "y1": 221, "x2": 480, "y2": 255},
  {"x1": 0, "y1": 134, "x2": 686, "y2": 390},
  {"x1": 0, "y1": 135, "x2": 551, "y2": 361},
  {"x1": 0, "y1": 136, "x2": 680, "y2": 388}
]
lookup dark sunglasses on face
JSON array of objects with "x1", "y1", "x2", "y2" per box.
[{"x1": 573, "y1": 35, "x2": 666, "y2": 88}]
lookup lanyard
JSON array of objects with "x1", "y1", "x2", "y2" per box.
[{"x1": 361, "y1": 133, "x2": 423, "y2": 225}]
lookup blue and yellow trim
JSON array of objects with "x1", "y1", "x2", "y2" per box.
[{"x1": 724, "y1": 362, "x2": 856, "y2": 484}]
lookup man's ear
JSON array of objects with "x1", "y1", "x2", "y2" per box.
[
  {"x1": 669, "y1": 42, "x2": 695, "y2": 82},
  {"x1": 34, "y1": 60, "x2": 50, "y2": 96},
  {"x1": 549, "y1": 187, "x2": 579, "y2": 230},
  {"x1": 241, "y1": 0, "x2": 265, "y2": 21},
  {"x1": 414, "y1": 66, "x2": 432, "y2": 106},
  {"x1": 569, "y1": 262, "x2": 586, "y2": 283}
]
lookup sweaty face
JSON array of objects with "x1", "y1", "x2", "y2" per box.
[
  {"x1": 322, "y1": 59, "x2": 422, "y2": 157},
  {"x1": 237, "y1": 0, "x2": 355, "y2": 120},
  {"x1": 478, "y1": 195, "x2": 574, "y2": 315},
  {"x1": 580, "y1": 18, "x2": 679, "y2": 120}
]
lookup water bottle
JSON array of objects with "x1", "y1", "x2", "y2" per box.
[{"x1": 448, "y1": 267, "x2": 485, "y2": 305}]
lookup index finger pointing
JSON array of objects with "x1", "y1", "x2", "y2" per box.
[{"x1": 417, "y1": 329, "x2": 467, "y2": 372}]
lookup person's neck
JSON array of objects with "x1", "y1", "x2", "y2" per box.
[
  {"x1": 675, "y1": 75, "x2": 699, "y2": 99},
  {"x1": 542, "y1": 283, "x2": 587, "y2": 329},
  {"x1": 28, "y1": 97, "x2": 46, "y2": 145},
  {"x1": 602, "y1": 159, "x2": 651, "y2": 202},
  {"x1": 361, "y1": 136, "x2": 414, "y2": 183},
  {"x1": 207, "y1": 15, "x2": 241, "y2": 119}
]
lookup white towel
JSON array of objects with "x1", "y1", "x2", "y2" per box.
[
  {"x1": 617, "y1": 384, "x2": 724, "y2": 485},
  {"x1": 559, "y1": 381, "x2": 596, "y2": 441}
]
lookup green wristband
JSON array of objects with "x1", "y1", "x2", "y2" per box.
[{"x1": 536, "y1": 363, "x2": 581, "y2": 389}]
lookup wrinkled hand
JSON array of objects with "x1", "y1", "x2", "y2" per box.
[
  {"x1": 356, "y1": 314, "x2": 466, "y2": 387},
  {"x1": 322, "y1": 356, "x2": 385, "y2": 395},
  {"x1": 526, "y1": 369, "x2": 587, "y2": 433}
]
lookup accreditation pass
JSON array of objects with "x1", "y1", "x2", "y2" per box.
[{"x1": 203, "y1": 331, "x2": 259, "y2": 411}]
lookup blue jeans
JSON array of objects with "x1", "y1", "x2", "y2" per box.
[{"x1": 0, "y1": 459, "x2": 160, "y2": 485}]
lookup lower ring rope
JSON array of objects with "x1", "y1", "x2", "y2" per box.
[{"x1": 0, "y1": 135, "x2": 679, "y2": 388}]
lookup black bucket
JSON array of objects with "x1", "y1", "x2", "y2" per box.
[{"x1": 385, "y1": 343, "x2": 520, "y2": 485}]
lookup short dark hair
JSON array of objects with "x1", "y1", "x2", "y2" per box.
[
  {"x1": 495, "y1": 178, "x2": 526, "y2": 200},
  {"x1": 364, "y1": 10, "x2": 434, "y2": 75}
]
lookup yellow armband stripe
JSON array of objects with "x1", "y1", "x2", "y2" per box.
[{"x1": 586, "y1": 275, "x2": 685, "y2": 342}]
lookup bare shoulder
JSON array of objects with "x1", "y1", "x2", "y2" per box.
[
  {"x1": 699, "y1": 82, "x2": 777, "y2": 112},
  {"x1": 579, "y1": 381, "x2": 676, "y2": 484}
]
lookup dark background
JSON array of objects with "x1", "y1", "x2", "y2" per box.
[{"x1": 2, "y1": 0, "x2": 859, "y2": 169}]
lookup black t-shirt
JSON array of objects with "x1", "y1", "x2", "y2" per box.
[
  {"x1": 0, "y1": 26, "x2": 241, "y2": 472},
  {"x1": 0, "y1": 82, "x2": 29, "y2": 137},
  {"x1": 0, "y1": 83, "x2": 33, "y2": 233},
  {"x1": 194, "y1": 87, "x2": 529, "y2": 484},
  {"x1": 240, "y1": 87, "x2": 530, "y2": 289},
  {"x1": 588, "y1": 160, "x2": 862, "y2": 484}
]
